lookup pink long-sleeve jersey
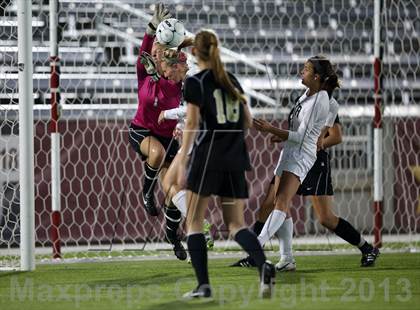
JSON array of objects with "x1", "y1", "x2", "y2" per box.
[{"x1": 131, "y1": 33, "x2": 182, "y2": 138}]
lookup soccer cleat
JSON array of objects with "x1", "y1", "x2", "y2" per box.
[
  {"x1": 259, "y1": 261, "x2": 276, "y2": 299},
  {"x1": 203, "y1": 220, "x2": 214, "y2": 250},
  {"x1": 361, "y1": 247, "x2": 380, "y2": 267},
  {"x1": 165, "y1": 232, "x2": 187, "y2": 261},
  {"x1": 142, "y1": 192, "x2": 159, "y2": 216},
  {"x1": 230, "y1": 256, "x2": 256, "y2": 267},
  {"x1": 172, "y1": 239, "x2": 188, "y2": 261},
  {"x1": 183, "y1": 285, "x2": 212, "y2": 300},
  {"x1": 275, "y1": 258, "x2": 296, "y2": 272}
]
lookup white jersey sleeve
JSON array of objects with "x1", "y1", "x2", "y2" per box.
[
  {"x1": 163, "y1": 105, "x2": 187, "y2": 120},
  {"x1": 325, "y1": 97, "x2": 339, "y2": 128},
  {"x1": 288, "y1": 90, "x2": 329, "y2": 144}
]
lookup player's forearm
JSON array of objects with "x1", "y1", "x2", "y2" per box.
[
  {"x1": 179, "y1": 130, "x2": 196, "y2": 162},
  {"x1": 137, "y1": 33, "x2": 155, "y2": 80},
  {"x1": 164, "y1": 106, "x2": 187, "y2": 120},
  {"x1": 322, "y1": 134, "x2": 342, "y2": 149},
  {"x1": 321, "y1": 124, "x2": 342, "y2": 150},
  {"x1": 140, "y1": 33, "x2": 154, "y2": 56},
  {"x1": 243, "y1": 103, "x2": 253, "y2": 129},
  {"x1": 319, "y1": 126, "x2": 329, "y2": 140},
  {"x1": 179, "y1": 120, "x2": 197, "y2": 160},
  {"x1": 268, "y1": 126, "x2": 289, "y2": 141}
]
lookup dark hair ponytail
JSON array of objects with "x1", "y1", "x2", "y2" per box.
[
  {"x1": 193, "y1": 29, "x2": 246, "y2": 103},
  {"x1": 309, "y1": 55, "x2": 340, "y2": 98},
  {"x1": 322, "y1": 74, "x2": 340, "y2": 99}
]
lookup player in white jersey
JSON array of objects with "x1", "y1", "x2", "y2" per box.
[
  {"x1": 232, "y1": 94, "x2": 340, "y2": 267},
  {"x1": 252, "y1": 55, "x2": 338, "y2": 249},
  {"x1": 233, "y1": 86, "x2": 379, "y2": 269}
]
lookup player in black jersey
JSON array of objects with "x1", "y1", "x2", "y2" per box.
[{"x1": 176, "y1": 29, "x2": 275, "y2": 300}]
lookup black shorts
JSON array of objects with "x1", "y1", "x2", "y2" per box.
[
  {"x1": 128, "y1": 123, "x2": 179, "y2": 163},
  {"x1": 296, "y1": 151, "x2": 334, "y2": 196},
  {"x1": 187, "y1": 169, "x2": 249, "y2": 198}
]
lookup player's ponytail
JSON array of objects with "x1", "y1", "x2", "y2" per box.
[
  {"x1": 308, "y1": 55, "x2": 340, "y2": 99},
  {"x1": 322, "y1": 74, "x2": 340, "y2": 99},
  {"x1": 177, "y1": 37, "x2": 194, "y2": 51},
  {"x1": 194, "y1": 29, "x2": 246, "y2": 103}
]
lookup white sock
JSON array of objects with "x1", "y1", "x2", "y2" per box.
[
  {"x1": 276, "y1": 217, "x2": 294, "y2": 261},
  {"x1": 172, "y1": 190, "x2": 187, "y2": 218},
  {"x1": 257, "y1": 210, "x2": 286, "y2": 246}
]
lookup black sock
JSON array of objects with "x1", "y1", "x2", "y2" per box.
[
  {"x1": 234, "y1": 228, "x2": 266, "y2": 270},
  {"x1": 334, "y1": 218, "x2": 371, "y2": 253},
  {"x1": 143, "y1": 162, "x2": 159, "y2": 196},
  {"x1": 164, "y1": 206, "x2": 182, "y2": 241},
  {"x1": 187, "y1": 233, "x2": 209, "y2": 286},
  {"x1": 359, "y1": 241, "x2": 374, "y2": 254},
  {"x1": 252, "y1": 221, "x2": 265, "y2": 236}
]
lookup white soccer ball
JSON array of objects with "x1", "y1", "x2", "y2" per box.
[{"x1": 156, "y1": 18, "x2": 186, "y2": 48}]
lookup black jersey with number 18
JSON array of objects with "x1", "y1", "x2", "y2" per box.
[{"x1": 183, "y1": 69, "x2": 251, "y2": 172}]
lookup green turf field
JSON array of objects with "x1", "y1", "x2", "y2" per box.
[{"x1": 1, "y1": 253, "x2": 419, "y2": 310}]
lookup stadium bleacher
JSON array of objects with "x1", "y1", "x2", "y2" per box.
[{"x1": 1, "y1": 0, "x2": 419, "y2": 107}]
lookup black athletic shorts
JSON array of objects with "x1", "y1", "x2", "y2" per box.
[
  {"x1": 187, "y1": 168, "x2": 249, "y2": 198},
  {"x1": 296, "y1": 150, "x2": 334, "y2": 196},
  {"x1": 128, "y1": 123, "x2": 179, "y2": 163}
]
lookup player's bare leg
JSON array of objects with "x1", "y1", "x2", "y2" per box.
[
  {"x1": 231, "y1": 176, "x2": 295, "y2": 270},
  {"x1": 183, "y1": 191, "x2": 212, "y2": 299},
  {"x1": 257, "y1": 171, "x2": 300, "y2": 246},
  {"x1": 270, "y1": 176, "x2": 296, "y2": 271},
  {"x1": 161, "y1": 152, "x2": 214, "y2": 253},
  {"x1": 231, "y1": 180, "x2": 275, "y2": 267},
  {"x1": 221, "y1": 197, "x2": 275, "y2": 298},
  {"x1": 311, "y1": 196, "x2": 379, "y2": 267},
  {"x1": 160, "y1": 153, "x2": 187, "y2": 260}
]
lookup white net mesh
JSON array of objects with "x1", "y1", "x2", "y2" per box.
[
  {"x1": 0, "y1": 0, "x2": 20, "y2": 269},
  {"x1": 1, "y1": 0, "x2": 419, "y2": 266}
]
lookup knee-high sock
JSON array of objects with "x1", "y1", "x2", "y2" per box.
[
  {"x1": 258, "y1": 210, "x2": 286, "y2": 246},
  {"x1": 187, "y1": 233, "x2": 209, "y2": 286},
  {"x1": 172, "y1": 190, "x2": 187, "y2": 218},
  {"x1": 234, "y1": 228, "x2": 266, "y2": 270},
  {"x1": 252, "y1": 221, "x2": 265, "y2": 236},
  {"x1": 164, "y1": 206, "x2": 182, "y2": 241},
  {"x1": 334, "y1": 217, "x2": 373, "y2": 254},
  {"x1": 276, "y1": 217, "x2": 294, "y2": 260},
  {"x1": 143, "y1": 162, "x2": 159, "y2": 196}
]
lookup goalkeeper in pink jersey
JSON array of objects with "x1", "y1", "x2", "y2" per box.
[{"x1": 128, "y1": 4, "x2": 184, "y2": 217}]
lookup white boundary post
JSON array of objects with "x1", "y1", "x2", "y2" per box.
[
  {"x1": 18, "y1": 0, "x2": 35, "y2": 271},
  {"x1": 49, "y1": 0, "x2": 62, "y2": 259}
]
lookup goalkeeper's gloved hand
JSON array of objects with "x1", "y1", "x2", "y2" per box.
[
  {"x1": 146, "y1": 3, "x2": 171, "y2": 36},
  {"x1": 140, "y1": 51, "x2": 160, "y2": 82}
]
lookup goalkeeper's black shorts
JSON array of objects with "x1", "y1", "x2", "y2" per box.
[{"x1": 128, "y1": 123, "x2": 179, "y2": 164}]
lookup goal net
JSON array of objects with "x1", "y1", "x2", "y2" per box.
[{"x1": 1, "y1": 0, "x2": 419, "y2": 268}]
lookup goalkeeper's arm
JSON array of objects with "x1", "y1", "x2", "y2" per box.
[
  {"x1": 158, "y1": 106, "x2": 187, "y2": 125},
  {"x1": 163, "y1": 106, "x2": 187, "y2": 120}
]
